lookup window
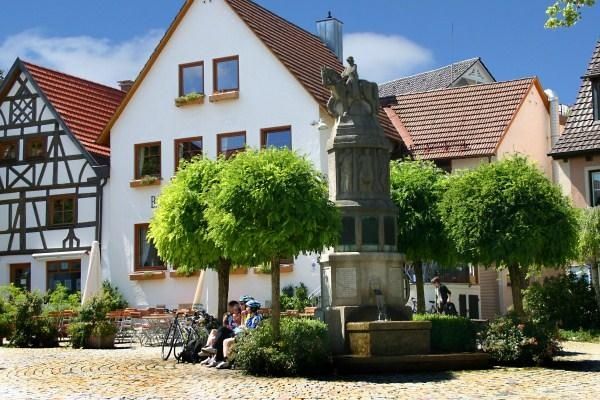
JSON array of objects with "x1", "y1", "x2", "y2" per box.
[
  {"x1": 48, "y1": 195, "x2": 76, "y2": 227},
  {"x1": 135, "y1": 142, "x2": 161, "y2": 179},
  {"x1": 217, "y1": 131, "x2": 246, "y2": 158},
  {"x1": 0, "y1": 139, "x2": 18, "y2": 163},
  {"x1": 593, "y1": 78, "x2": 600, "y2": 121},
  {"x1": 47, "y1": 260, "x2": 81, "y2": 293},
  {"x1": 25, "y1": 136, "x2": 46, "y2": 160},
  {"x1": 10, "y1": 263, "x2": 30, "y2": 291},
  {"x1": 135, "y1": 223, "x2": 165, "y2": 271},
  {"x1": 589, "y1": 170, "x2": 600, "y2": 206},
  {"x1": 174, "y1": 137, "x2": 203, "y2": 169},
  {"x1": 261, "y1": 126, "x2": 292, "y2": 149},
  {"x1": 213, "y1": 56, "x2": 239, "y2": 93},
  {"x1": 179, "y1": 61, "x2": 204, "y2": 96}
]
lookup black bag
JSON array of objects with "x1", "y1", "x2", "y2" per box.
[
  {"x1": 444, "y1": 302, "x2": 458, "y2": 316},
  {"x1": 178, "y1": 338, "x2": 203, "y2": 364}
]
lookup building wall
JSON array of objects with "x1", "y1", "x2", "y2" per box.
[
  {"x1": 103, "y1": 0, "x2": 331, "y2": 313},
  {"x1": 565, "y1": 154, "x2": 600, "y2": 208},
  {"x1": 0, "y1": 70, "x2": 100, "y2": 292},
  {"x1": 450, "y1": 157, "x2": 489, "y2": 171},
  {"x1": 496, "y1": 86, "x2": 552, "y2": 177}
]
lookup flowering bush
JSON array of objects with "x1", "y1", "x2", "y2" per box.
[{"x1": 480, "y1": 314, "x2": 560, "y2": 365}]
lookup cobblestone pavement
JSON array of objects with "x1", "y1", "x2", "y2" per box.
[{"x1": 0, "y1": 342, "x2": 598, "y2": 400}]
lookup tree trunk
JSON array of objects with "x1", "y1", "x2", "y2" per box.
[
  {"x1": 591, "y1": 261, "x2": 600, "y2": 313},
  {"x1": 507, "y1": 263, "x2": 526, "y2": 317},
  {"x1": 414, "y1": 260, "x2": 426, "y2": 314},
  {"x1": 217, "y1": 258, "x2": 231, "y2": 320},
  {"x1": 271, "y1": 257, "x2": 281, "y2": 341}
]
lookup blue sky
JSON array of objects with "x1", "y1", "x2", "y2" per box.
[{"x1": 0, "y1": 0, "x2": 598, "y2": 104}]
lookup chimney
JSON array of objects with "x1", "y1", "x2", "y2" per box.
[
  {"x1": 544, "y1": 89, "x2": 560, "y2": 147},
  {"x1": 118, "y1": 80, "x2": 134, "y2": 93},
  {"x1": 317, "y1": 12, "x2": 343, "y2": 61}
]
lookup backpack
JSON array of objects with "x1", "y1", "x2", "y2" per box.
[{"x1": 178, "y1": 337, "x2": 203, "y2": 364}]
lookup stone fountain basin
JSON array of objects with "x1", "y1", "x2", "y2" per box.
[{"x1": 346, "y1": 321, "x2": 432, "y2": 356}]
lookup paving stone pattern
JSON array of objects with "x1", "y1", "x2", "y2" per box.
[{"x1": 0, "y1": 342, "x2": 598, "y2": 399}]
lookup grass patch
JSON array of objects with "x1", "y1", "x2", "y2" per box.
[{"x1": 560, "y1": 329, "x2": 600, "y2": 343}]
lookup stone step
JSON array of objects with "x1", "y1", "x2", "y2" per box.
[{"x1": 333, "y1": 352, "x2": 491, "y2": 374}]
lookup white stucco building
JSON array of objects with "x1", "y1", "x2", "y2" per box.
[{"x1": 97, "y1": 0, "x2": 401, "y2": 312}]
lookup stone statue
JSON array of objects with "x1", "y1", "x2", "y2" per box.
[
  {"x1": 338, "y1": 149, "x2": 352, "y2": 193},
  {"x1": 321, "y1": 57, "x2": 380, "y2": 120}
]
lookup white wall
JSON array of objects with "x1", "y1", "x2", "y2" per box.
[
  {"x1": 103, "y1": 0, "x2": 329, "y2": 313},
  {"x1": 451, "y1": 157, "x2": 489, "y2": 171}
]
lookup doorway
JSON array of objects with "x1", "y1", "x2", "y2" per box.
[{"x1": 10, "y1": 263, "x2": 31, "y2": 291}]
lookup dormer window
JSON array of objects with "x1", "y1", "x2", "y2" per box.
[
  {"x1": 214, "y1": 56, "x2": 239, "y2": 93},
  {"x1": 179, "y1": 61, "x2": 204, "y2": 96},
  {"x1": 592, "y1": 78, "x2": 600, "y2": 121}
]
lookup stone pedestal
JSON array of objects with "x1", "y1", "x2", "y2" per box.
[{"x1": 346, "y1": 321, "x2": 431, "y2": 356}]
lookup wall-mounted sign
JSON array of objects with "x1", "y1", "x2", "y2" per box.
[{"x1": 151, "y1": 196, "x2": 157, "y2": 209}]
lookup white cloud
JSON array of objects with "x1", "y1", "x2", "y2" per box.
[
  {"x1": 344, "y1": 32, "x2": 433, "y2": 84},
  {"x1": 0, "y1": 29, "x2": 163, "y2": 87}
]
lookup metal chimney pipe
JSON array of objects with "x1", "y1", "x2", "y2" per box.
[{"x1": 316, "y1": 12, "x2": 344, "y2": 61}]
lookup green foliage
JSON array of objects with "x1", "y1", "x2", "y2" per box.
[
  {"x1": 389, "y1": 160, "x2": 454, "y2": 264},
  {"x1": 46, "y1": 283, "x2": 81, "y2": 312},
  {"x1": 0, "y1": 295, "x2": 13, "y2": 339},
  {"x1": 235, "y1": 318, "x2": 331, "y2": 376},
  {"x1": 280, "y1": 283, "x2": 312, "y2": 311},
  {"x1": 524, "y1": 273, "x2": 600, "y2": 330},
  {"x1": 560, "y1": 328, "x2": 600, "y2": 343},
  {"x1": 413, "y1": 314, "x2": 477, "y2": 353},
  {"x1": 579, "y1": 207, "x2": 600, "y2": 262},
  {"x1": 206, "y1": 148, "x2": 340, "y2": 266},
  {"x1": 546, "y1": 0, "x2": 595, "y2": 28},
  {"x1": 480, "y1": 314, "x2": 561, "y2": 365},
  {"x1": 439, "y1": 156, "x2": 579, "y2": 269},
  {"x1": 0, "y1": 286, "x2": 58, "y2": 348},
  {"x1": 100, "y1": 281, "x2": 128, "y2": 311},
  {"x1": 149, "y1": 157, "x2": 223, "y2": 274},
  {"x1": 69, "y1": 283, "x2": 124, "y2": 348}
]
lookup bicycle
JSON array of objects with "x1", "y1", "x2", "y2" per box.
[{"x1": 161, "y1": 309, "x2": 217, "y2": 361}]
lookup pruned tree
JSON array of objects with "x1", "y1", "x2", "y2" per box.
[
  {"x1": 546, "y1": 0, "x2": 596, "y2": 27},
  {"x1": 148, "y1": 157, "x2": 233, "y2": 319},
  {"x1": 578, "y1": 207, "x2": 600, "y2": 312},
  {"x1": 389, "y1": 160, "x2": 455, "y2": 313},
  {"x1": 206, "y1": 148, "x2": 340, "y2": 339},
  {"x1": 439, "y1": 156, "x2": 579, "y2": 316}
]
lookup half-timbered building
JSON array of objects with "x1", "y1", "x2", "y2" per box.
[{"x1": 0, "y1": 59, "x2": 124, "y2": 293}]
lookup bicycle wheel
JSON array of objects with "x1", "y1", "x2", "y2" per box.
[
  {"x1": 161, "y1": 321, "x2": 176, "y2": 361},
  {"x1": 172, "y1": 323, "x2": 186, "y2": 361}
]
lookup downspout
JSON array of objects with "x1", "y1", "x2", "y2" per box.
[{"x1": 96, "y1": 177, "x2": 108, "y2": 244}]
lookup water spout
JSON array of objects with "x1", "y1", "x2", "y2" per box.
[{"x1": 373, "y1": 289, "x2": 389, "y2": 321}]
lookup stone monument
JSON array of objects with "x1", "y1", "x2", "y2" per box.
[{"x1": 320, "y1": 57, "x2": 416, "y2": 355}]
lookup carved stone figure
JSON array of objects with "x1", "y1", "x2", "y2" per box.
[
  {"x1": 338, "y1": 149, "x2": 352, "y2": 193},
  {"x1": 358, "y1": 150, "x2": 373, "y2": 193},
  {"x1": 321, "y1": 57, "x2": 380, "y2": 120}
]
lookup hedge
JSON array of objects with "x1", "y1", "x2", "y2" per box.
[{"x1": 413, "y1": 314, "x2": 477, "y2": 353}]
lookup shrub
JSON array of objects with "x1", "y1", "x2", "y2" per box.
[
  {"x1": 1, "y1": 286, "x2": 58, "y2": 348},
  {"x1": 69, "y1": 283, "x2": 125, "y2": 349},
  {"x1": 0, "y1": 296, "x2": 13, "y2": 340},
  {"x1": 235, "y1": 318, "x2": 331, "y2": 376},
  {"x1": 280, "y1": 283, "x2": 313, "y2": 312},
  {"x1": 480, "y1": 314, "x2": 560, "y2": 366},
  {"x1": 46, "y1": 283, "x2": 81, "y2": 312},
  {"x1": 413, "y1": 314, "x2": 477, "y2": 353},
  {"x1": 524, "y1": 272, "x2": 600, "y2": 330}
]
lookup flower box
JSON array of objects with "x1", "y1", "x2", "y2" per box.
[
  {"x1": 230, "y1": 267, "x2": 248, "y2": 275},
  {"x1": 169, "y1": 270, "x2": 200, "y2": 278},
  {"x1": 129, "y1": 176, "x2": 161, "y2": 188},
  {"x1": 128, "y1": 271, "x2": 166, "y2": 281},
  {"x1": 175, "y1": 93, "x2": 205, "y2": 107},
  {"x1": 253, "y1": 264, "x2": 294, "y2": 274},
  {"x1": 209, "y1": 90, "x2": 239, "y2": 103}
]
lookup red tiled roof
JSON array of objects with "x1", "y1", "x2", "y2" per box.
[
  {"x1": 387, "y1": 78, "x2": 538, "y2": 160},
  {"x1": 23, "y1": 61, "x2": 125, "y2": 158},
  {"x1": 100, "y1": 0, "x2": 400, "y2": 143},
  {"x1": 225, "y1": 0, "x2": 399, "y2": 141}
]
